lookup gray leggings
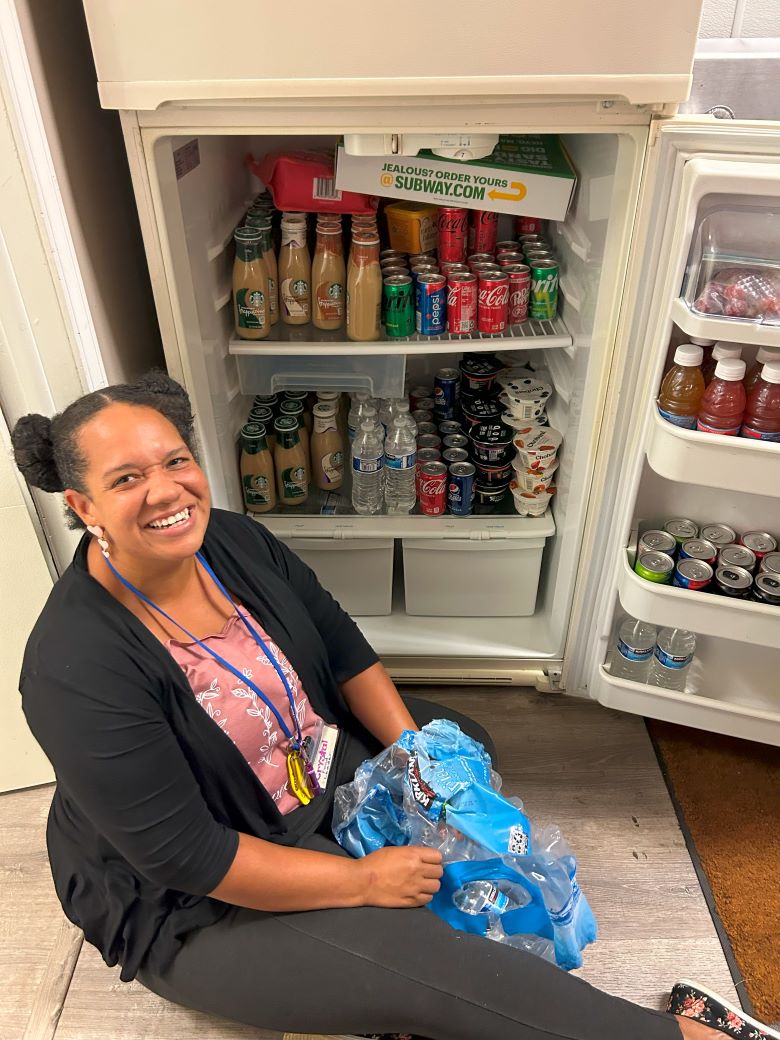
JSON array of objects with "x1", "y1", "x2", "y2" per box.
[{"x1": 138, "y1": 699, "x2": 680, "y2": 1040}]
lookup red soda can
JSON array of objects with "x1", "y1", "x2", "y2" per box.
[
  {"x1": 478, "y1": 271, "x2": 509, "y2": 334},
  {"x1": 437, "y1": 207, "x2": 469, "y2": 263},
  {"x1": 496, "y1": 252, "x2": 526, "y2": 267},
  {"x1": 496, "y1": 241, "x2": 519, "y2": 255},
  {"x1": 440, "y1": 261, "x2": 470, "y2": 275},
  {"x1": 416, "y1": 447, "x2": 441, "y2": 499},
  {"x1": 468, "y1": 210, "x2": 499, "y2": 254},
  {"x1": 515, "y1": 216, "x2": 545, "y2": 236},
  {"x1": 467, "y1": 253, "x2": 494, "y2": 270},
  {"x1": 409, "y1": 385, "x2": 432, "y2": 411},
  {"x1": 447, "y1": 272, "x2": 478, "y2": 334},
  {"x1": 471, "y1": 262, "x2": 502, "y2": 277},
  {"x1": 502, "y1": 263, "x2": 531, "y2": 325},
  {"x1": 419, "y1": 461, "x2": 448, "y2": 516}
]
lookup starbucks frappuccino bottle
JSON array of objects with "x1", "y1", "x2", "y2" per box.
[
  {"x1": 248, "y1": 405, "x2": 276, "y2": 452},
  {"x1": 279, "y1": 215, "x2": 311, "y2": 325},
  {"x1": 240, "y1": 422, "x2": 276, "y2": 514},
  {"x1": 312, "y1": 222, "x2": 346, "y2": 331},
  {"x1": 257, "y1": 218, "x2": 279, "y2": 326},
  {"x1": 233, "y1": 227, "x2": 270, "y2": 339},
  {"x1": 310, "y1": 402, "x2": 345, "y2": 490},
  {"x1": 283, "y1": 391, "x2": 312, "y2": 434},
  {"x1": 274, "y1": 415, "x2": 309, "y2": 506},
  {"x1": 279, "y1": 399, "x2": 310, "y2": 485},
  {"x1": 346, "y1": 233, "x2": 382, "y2": 342}
]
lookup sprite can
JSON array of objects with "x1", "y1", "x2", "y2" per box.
[
  {"x1": 383, "y1": 274, "x2": 415, "y2": 338},
  {"x1": 530, "y1": 259, "x2": 559, "y2": 321}
]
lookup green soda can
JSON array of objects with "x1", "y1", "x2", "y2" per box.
[
  {"x1": 530, "y1": 259, "x2": 559, "y2": 321},
  {"x1": 634, "y1": 550, "x2": 675, "y2": 584},
  {"x1": 384, "y1": 274, "x2": 415, "y2": 338}
]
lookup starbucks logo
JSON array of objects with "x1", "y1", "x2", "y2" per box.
[
  {"x1": 293, "y1": 279, "x2": 307, "y2": 296},
  {"x1": 292, "y1": 466, "x2": 305, "y2": 482},
  {"x1": 328, "y1": 283, "x2": 344, "y2": 299},
  {"x1": 248, "y1": 290, "x2": 264, "y2": 307}
]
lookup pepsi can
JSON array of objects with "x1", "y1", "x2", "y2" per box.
[
  {"x1": 416, "y1": 274, "x2": 447, "y2": 336},
  {"x1": 434, "y1": 367, "x2": 460, "y2": 421},
  {"x1": 447, "y1": 461, "x2": 475, "y2": 516}
]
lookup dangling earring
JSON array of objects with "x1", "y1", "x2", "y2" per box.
[{"x1": 86, "y1": 525, "x2": 110, "y2": 558}]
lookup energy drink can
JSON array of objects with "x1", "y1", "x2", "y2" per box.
[
  {"x1": 714, "y1": 566, "x2": 753, "y2": 598},
  {"x1": 759, "y1": 552, "x2": 780, "y2": 575},
  {"x1": 672, "y1": 558, "x2": 713, "y2": 591},
  {"x1": 634, "y1": 550, "x2": 675, "y2": 584},
  {"x1": 752, "y1": 572, "x2": 780, "y2": 606},
  {"x1": 719, "y1": 544, "x2": 757, "y2": 573},
  {"x1": 447, "y1": 461, "x2": 476, "y2": 517}
]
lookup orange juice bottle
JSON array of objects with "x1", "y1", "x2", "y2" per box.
[{"x1": 657, "y1": 344, "x2": 705, "y2": 430}]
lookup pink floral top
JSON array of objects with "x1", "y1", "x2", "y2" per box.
[{"x1": 166, "y1": 613, "x2": 324, "y2": 815}]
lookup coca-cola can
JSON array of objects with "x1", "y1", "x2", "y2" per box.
[
  {"x1": 416, "y1": 421, "x2": 438, "y2": 438},
  {"x1": 514, "y1": 216, "x2": 545, "y2": 236},
  {"x1": 478, "y1": 270, "x2": 509, "y2": 334},
  {"x1": 496, "y1": 252, "x2": 526, "y2": 267},
  {"x1": 417, "y1": 432, "x2": 442, "y2": 451},
  {"x1": 409, "y1": 386, "x2": 432, "y2": 411},
  {"x1": 411, "y1": 409, "x2": 433, "y2": 426},
  {"x1": 442, "y1": 447, "x2": 469, "y2": 465},
  {"x1": 437, "y1": 207, "x2": 469, "y2": 263},
  {"x1": 440, "y1": 261, "x2": 470, "y2": 275},
  {"x1": 419, "y1": 461, "x2": 448, "y2": 516},
  {"x1": 502, "y1": 263, "x2": 531, "y2": 325},
  {"x1": 468, "y1": 210, "x2": 499, "y2": 254},
  {"x1": 416, "y1": 448, "x2": 442, "y2": 499},
  {"x1": 467, "y1": 253, "x2": 495, "y2": 270},
  {"x1": 496, "y1": 240, "x2": 519, "y2": 254},
  {"x1": 446, "y1": 272, "x2": 478, "y2": 334}
]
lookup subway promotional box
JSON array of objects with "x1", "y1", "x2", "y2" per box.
[{"x1": 335, "y1": 135, "x2": 576, "y2": 221}]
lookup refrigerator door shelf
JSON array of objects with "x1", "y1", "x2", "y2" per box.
[
  {"x1": 671, "y1": 296, "x2": 780, "y2": 349},
  {"x1": 618, "y1": 550, "x2": 779, "y2": 649},
  {"x1": 647, "y1": 408, "x2": 780, "y2": 497}
]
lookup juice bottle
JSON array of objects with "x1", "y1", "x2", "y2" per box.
[
  {"x1": 744, "y1": 346, "x2": 780, "y2": 396},
  {"x1": 741, "y1": 361, "x2": 780, "y2": 442},
  {"x1": 701, "y1": 341, "x2": 742, "y2": 385},
  {"x1": 657, "y1": 344, "x2": 705, "y2": 429},
  {"x1": 696, "y1": 358, "x2": 747, "y2": 436}
]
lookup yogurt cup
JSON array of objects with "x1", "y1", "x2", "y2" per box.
[
  {"x1": 469, "y1": 421, "x2": 514, "y2": 465},
  {"x1": 461, "y1": 395, "x2": 504, "y2": 429},
  {"x1": 500, "y1": 378, "x2": 552, "y2": 421},
  {"x1": 474, "y1": 460, "x2": 514, "y2": 486},
  {"x1": 496, "y1": 365, "x2": 534, "y2": 389},
  {"x1": 459, "y1": 355, "x2": 502, "y2": 395},
  {"x1": 512, "y1": 425, "x2": 563, "y2": 469},
  {"x1": 475, "y1": 481, "x2": 510, "y2": 506},
  {"x1": 502, "y1": 410, "x2": 549, "y2": 432},
  {"x1": 511, "y1": 468, "x2": 556, "y2": 493},
  {"x1": 510, "y1": 483, "x2": 555, "y2": 516},
  {"x1": 511, "y1": 454, "x2": 559, "y2": 480}
]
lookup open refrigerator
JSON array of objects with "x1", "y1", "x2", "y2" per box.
[{"x1": 73, "y1": 1, "x2": 780, "y2": 745}]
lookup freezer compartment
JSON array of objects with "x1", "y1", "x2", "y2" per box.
[
  {"x1": 272, "y1": 535, "x2": 393, "y2": 616},
  {"x1": 402, "y1": 512, "x2": 554, "y2": 617}
]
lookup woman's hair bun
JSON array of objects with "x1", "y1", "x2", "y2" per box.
[
  {"x1": 134, "y1": 369, "x2": 189, "y2": 400},
  {"x1": 11, "y1": 413, "x2": 64, "y2": 492}
]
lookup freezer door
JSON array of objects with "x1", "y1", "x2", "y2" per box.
[
  {"x1": 81, "y1": 0, "x2": 702, "y2": 111},
  {"x1": 566, "y1": 118, "x2": 780, "y2": 740}
]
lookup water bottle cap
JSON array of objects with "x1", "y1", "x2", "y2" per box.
[
  {"x1": 759, "y1": 361, "x2": 780, "y2": 385},
  {"x1": 674, "y1": 344, "x2": 703, "y2": 366},
  {"x1": 712, "y1": 342, "x2": 742, "y2": 361},
  {"x1": 714, "y1": 357, "x2": 746, "y2": 381},
  {"x1": 757, "y1": 346, "x2": 780, "y2": 365}
]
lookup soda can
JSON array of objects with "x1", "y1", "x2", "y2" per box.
[
  {"x1": 381, "y1": 265, "x2": 410, "y2": 280},
  {"x1": 529, "y1": 260, "x2": 559, "y2": 321},
  {"x1": 525, "y1": 248, "x2": 556, "y2": 261},
  {"x1": 446, "y1": 272, "x2": 478, "y2": 334},
  {"x1": 679, "y1": 539, "x2": 718, "y2": 566},
  {"x1": 714, "y1": 565, "x2": 753, "y2": 598},
  {"x1": 440, "y1": 261, "x2": 470, "y2": 276},
  {"x1": 518, "y1": 233, "x2": 546, "y2": 247},
  {"x1": 467, "y1": 252, "x2": 495, "y2": 270},
  {"x1": 477, "y1": 270, "x2": 510, "y2": 335},
  {"x1": 447, "y1": 461, "x2": 476, "y2": 516},
  {"x1": 419, "y1": 461, "x2": 448, "y2": 516},
  {"x1": 699, "y1": 523, "x2": 736, "y2": 548},
  {"x1": 719, "y1": 544, "x2": 757, "y2": 573},
  {"x1": 437, "y1": 207, "x2": 469, "y2": 263},
  {"x1": 502, "y1": 263, "x2": 531, "y2": 325},
  {"x1": 433, "y1": 367, "x2": 460, "y2": 420},
  {"x1": 411, "y1": 410, "x2": 432, "y2": 427},
  {"x1": 408, "y1": 251, "x2": 436, "y2": 263},
  {"x1": 496, "y1": 240, "x2": 519, "y2": 254},
  {"x1": 496, "y1": 252, "x2": 526, "y2": 267},
  {"x1": 383, "y1": 275, "x2": 415, "y2": 338},
  {"x1": 752, "y1": 572, "x2": 780, "y2": 606},
  {"x1": 417, "y1": 432, "x2": 442, "y2": 451},
  {"x1": 673, "y1": 558, "x2": 713, "y2": 591},
  {"x1": 410, "y1": 264, "x2": 439, "y2": 290},
  {"x1": 409, "y1": 386, "x2": 432, "y2": 411},
  {"x1": 638, "y1": 530, "x2": 677, "y2": 557},
  {"x1": 442, "y1": 447, "x2": 469, "y2": 465},
  {"x1": 381, "y1": 255, "x2": 408, "y2": 268},
  {"x1": 663, "y1": 518, "x2": 699, "y2": 545},
  {"x1": 468, "y1": 210, "x2": 499, "y2": 254},
  {"x1": 471, "y1": 262, "x2": 502, "y2": 277},
  {"x1": 759, "y1": 552, "x2": 780, "y2": 575},
  {"x1": 634, "y1": 550, "x2": 675, "y2": 584},
  {"x1": 380, "y1": 249, "x2": 406, "y2": 261},
  {"x1": 442, "y1": 433, "x2": 469, "y2": 451},
  {"x1": 515, "y1": 216, "x2": 545, "y2": 236},
  {"x1": 416, "y1": 421, "x2": 438, "y2": 438},
  {"x1": 415, "y1": 397, "x2": 435, "y2": 413},
  {"x1": 415, "y1": 274, "x2": 447, "y2": 337},
  {"x1": 438, "y1": 420, "x2": 463, "y2": 437},
  {"x1": 739, "y1": 531, "x2": 777, "y2": 560},
  {"x1": 416, "y1": 447, "x2": 441, "y2": 498}
]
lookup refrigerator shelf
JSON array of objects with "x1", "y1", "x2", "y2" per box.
[
  {"x1": 618, "y1": 550, "x2": 779, "y2": 649},
  {"x1": 646, "y1": 409, "x2": 780, "y2": 497},
  {"x1": 671, "y1": 297, "x2": 780, "y2": 350}
]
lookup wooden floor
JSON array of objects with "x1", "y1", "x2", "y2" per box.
[{"x1": 3, "y1": 689, "x2": 739, "y2": 1040}]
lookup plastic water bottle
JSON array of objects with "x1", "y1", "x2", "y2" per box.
[
  {"x1": 347, "y1": 392, "x2": 375, "y2": 442},
  {"x1": 394, "y1": 399, "x2": 418, "y2": 439},
  {"x1": 647, "y1": 628, "x2": 696, "y2": 692},
  {"x1": 609, "y1": 617, "x2": 658, "y2": 683},
  {"x1": 351, "y1": 418, "x2": 384, "y2": 515},
  {"x1": 378, "y1": 398, "x2": 397, "y2": 433},
  {"x1": 384, "y1": 416, "x2": 417, "y2": 513},
  {"x1": 453, "y1": 880, "x2": 530, "y2": 916}
]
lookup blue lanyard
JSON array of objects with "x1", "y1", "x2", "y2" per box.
[{"x1": 103, "y1": 551, "x2": 302, "y2": 749}]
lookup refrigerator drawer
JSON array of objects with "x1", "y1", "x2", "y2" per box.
[
  {"x1": 234, "y1": 351, "x2": 405, "y2": 399},
  {"x1": 402, "y1": 533, "x2": 550, "y2": 618},
  {"x1": 275, "y1": 536, "x2": 393, "y2": 617}
]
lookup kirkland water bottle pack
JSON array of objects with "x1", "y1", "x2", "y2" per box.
[{"x1": 332, "y1": 719, "x2": 597, "y2": 970}]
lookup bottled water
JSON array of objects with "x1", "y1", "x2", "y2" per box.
[
  {"x1": 647, "y1": 628, "x2": 696, "y2": 692},
  {"x1": 347, "y1": 392, "x2": 375, "y2": 442},
  {"x1": 394, "y1": 399, "x2": 418, "y2": 438},
  {"x1": 378, "y1": 397, "x2": 397, "y2": 433},
  {"x1": 384, "y1": 416, "x2": 417, "y2": 514},
  {"x1": 453, "y1": 879, "x2": 531, "y2": 916},
  {"x1": 351, "y1": 418, "x2": 384, "y2": 515},
  {"x1": 609, "y1": 617, "x2": 658, "y2": 683}
]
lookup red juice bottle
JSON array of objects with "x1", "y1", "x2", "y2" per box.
[
  {"x1": 741, "y1": 361, "x2": 780, "y2": 442},
  {"x1": 744, "y1": 346, "x2": 780, "y2": 396},
  {"x1": 701, "y1": 341, "x2": 742, "y2": 385},
  {"x1": 696, "y1": 358, "x2": 747, "y2": 436}
]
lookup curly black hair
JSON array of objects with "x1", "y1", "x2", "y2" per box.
[{"x1": 11, "y1": 370, "x2": 197, "y2": 529}]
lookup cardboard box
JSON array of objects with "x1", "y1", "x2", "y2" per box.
[{"x1": 335, "y1": 135, "x2": 576, "y2": 222}]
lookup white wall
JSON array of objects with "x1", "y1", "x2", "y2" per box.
[{"x1": 699, "y1": 0, "x2": 780, "y2": 37}]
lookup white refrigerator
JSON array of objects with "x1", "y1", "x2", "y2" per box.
[{"x1": 72, "y1": 0, "x2": 780, "y2": 745}]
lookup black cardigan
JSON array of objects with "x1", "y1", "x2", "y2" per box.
[{"x1": 20, "y1": 508, "x2": 378, "y2": 981}]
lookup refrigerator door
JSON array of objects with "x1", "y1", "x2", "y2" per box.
[
  {"x1": 81, "y1": 0, "x2": 702, "y2": 111},
  {"x1": 567, "y1": 117, "x2": 780, "y2": 744}
]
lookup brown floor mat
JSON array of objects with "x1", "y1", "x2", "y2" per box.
[{"x1": 648, "y1": 720, "x2": 780, "y2": 1023}]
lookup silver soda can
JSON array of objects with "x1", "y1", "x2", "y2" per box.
[
  {"x1": 759, "y1": 552, "x2": 780, "y2": 575},
  {"x1": 638, "y1": 530, "x2": 677, "y2": 557},
  {"x1": 739, "y1": 531, "x2": 777, "y2": 560},
  {"x1": 719, "y1": 544, "x2": 757, "y2": 574},
  {"x1": 664, "y1": 518, "x2": 699, "y2": 546},
  {"x1": 442, "y1": 433, "x2": 469, "y2": 451},
  {"x1": 442, "y1": 447, "x2": 469, "y2": 465},
  {"x1": 699, "y1": 523, "x2": 737, "y2": 548}
]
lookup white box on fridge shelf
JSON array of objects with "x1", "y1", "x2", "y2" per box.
[{"x1": 335, "y1": 135, "x2": 577, "y2": 221}]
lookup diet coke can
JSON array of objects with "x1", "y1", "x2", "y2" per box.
[
  {"x1": 437, "y1": 207, "x2": 469, "y2": 263},
  {"x1": 446, "y1": 272, "x2": 478, "y2": 334},
  {"x1": 419, "y1": 461, "x2": 448, "y2": 516},
  {"x1": 478, "y1": 270, "x2": 509, "y2": 334},
  {"x1": 468, "y1": 210, "x2": 499, "y2": 254},
  {"x1": 515, "y1": 216, "x2": 545, "y2": 236},
  {"x1": 503, "y1": 263, "x2": 531, "y2": 325}
]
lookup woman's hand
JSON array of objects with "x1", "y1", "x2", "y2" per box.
[{"x1": 356, "y1": 845, "x2": 443, "y2": 908}]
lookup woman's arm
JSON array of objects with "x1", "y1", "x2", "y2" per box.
[{"x1": 340, "y1": 661, "x2": 418, "y2": 747}]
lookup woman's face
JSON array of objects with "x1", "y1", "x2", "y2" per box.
[{"x1": 65, "y1": 403, "x2": 211, "y2": 566}]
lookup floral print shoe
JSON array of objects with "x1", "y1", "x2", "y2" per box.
[{"x1": 668, "y1": 980, "x2": 780, "y2": 1039}]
